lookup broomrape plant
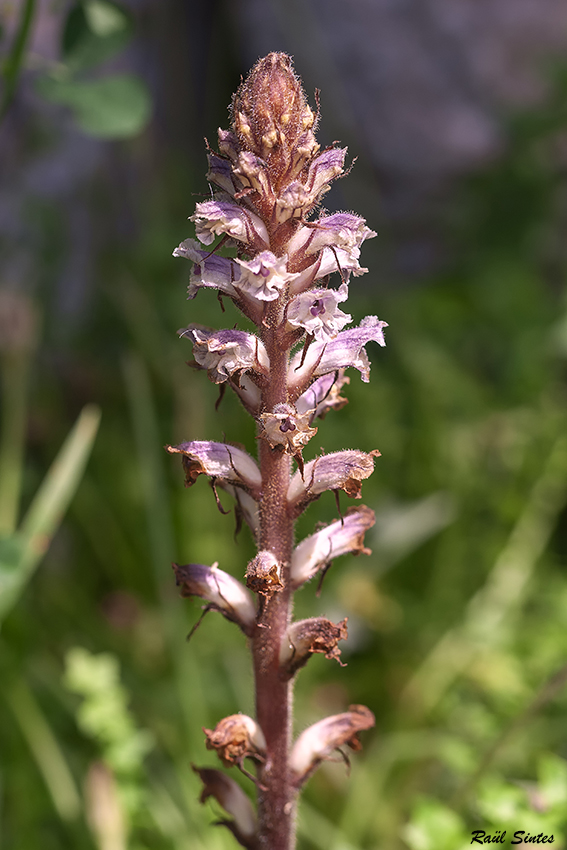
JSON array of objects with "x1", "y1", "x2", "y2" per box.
[{"x1": 169, "y1": 53, "x2": 385, "y2": 850}]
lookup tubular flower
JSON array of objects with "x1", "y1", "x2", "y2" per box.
[
  {"x1": 179, "y1": 325, "x2": 269, "y2": 384},
  {"x1": 172, "y1": 562, "x2": 256, "y2": 634},
  {"x1": 290, "y1": 705, "x2": 375, "y2": 787}
]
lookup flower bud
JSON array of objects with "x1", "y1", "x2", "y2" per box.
[
  {"x1": 193, "y1": 766, "x2": 258, "y2": 848},
  {"x1": 291, "y1": 505, "x2": 375, "y2": 588},
  {"x1": 280, "y1": 617, "x2": 348, "y2": 675},
  {"x1": 173, "y1": 562, "x2": 256, "y2": 634},
  {"x1": 290, "y1": 705, "x2": 375, "y2": 786},
  {"x1": 204, "y1": 714, "x2": 266, "y2": 767}
]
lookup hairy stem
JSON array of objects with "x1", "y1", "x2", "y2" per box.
[{"x1": 253, "y1": 319, "x2": 295, "y2": 850}]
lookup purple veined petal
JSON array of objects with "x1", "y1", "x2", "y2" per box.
[
  {"x1": 217, "y1": 128, "x2": 240, "y2": 161},
  {"x1": 287, "y1": 449, "x2": 379, "y2": 512},
  {"x1": 305, "y1": 147, "x2": 347, "y2": 199},
  {"x1": 234, "y1": 251, "x2": 299, "y2": 302},
  {"x1": 289, "y1": 316, "x2": 388, "y2": 392},
  {"x1": 173, "y1": 562, "x2": 256, "y2": 632},
  {"x1": 207, "y1": 153, "x2": 238, "y2": 196},
  {"x1": 193, "y1": 766, "x2": 258, "y2": 846},
  {"x1": 295, "y1": 370, "x2": 350, "y2": 422},
  {"x1": 290, "y1": 705, "x2": 375, "y2": 786},
  {"x1": 287, "y1": 283, "x2": 352, "y2": 341},
  {"x1": 191, "y1": 197, "x2": 269, "y2": 250},
  {"x1": 289, "y1": 246, "x2": 369, "y2": 296},
  {"x1": 166, "y1": 440, "x2": 262, "y2": 495},
  {"x1": 280, "y1": 617, "x2": 349, "y2": 674},
  {"x1": 179, "y1": 325, "x2": 269, "y2": 384},
  {"x1": 173, "y1": 239, "x2": 240, "y2": 299},
  {"x1": 275, "y1": 181, "x2": 312, "y2": 223},
  {"x1": 287, "y1": 212, "x2": 376, "y2": 261},
  {"x1": 291, "y1": 505, "x2": 375, "y2": 588}
]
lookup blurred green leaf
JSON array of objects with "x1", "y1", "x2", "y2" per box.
[
  {"x1": 0, "y1": 405, "x2": 100, "y2": 625},
  {"x1": 62, "y1": 1, "x2": 132, "y2": 71},
  {"x1": 37, "y1": 73, "x2": 151, "y2": 138},
  {"x1": 403, "y1": 799, "x2": 467, "y2": 850}
]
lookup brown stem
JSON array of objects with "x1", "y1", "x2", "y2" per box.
[{"x1": 253, "y1": 313, "x2": 296, "y2": 850}]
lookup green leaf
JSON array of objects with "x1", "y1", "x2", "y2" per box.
[
  {"x1": 0, "y1": 405, "x2": 100, "y2": 625},
  {"x1": 37, "y1": 74, "x2": 151, "y2": 139},
  {"x1": 403, "y1": 799, "x2": 467, "y2": 850},
  {"x1": 61, "y1": 1, "x2": 132, "y2": 72}
]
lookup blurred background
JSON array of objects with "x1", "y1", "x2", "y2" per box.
[{"x1": 3, "y1": 1, "x2": 567, "y2": 848}]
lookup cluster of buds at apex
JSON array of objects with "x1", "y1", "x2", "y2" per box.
[
  {"x1": 288, "y1": 450, "x2": 380, "y2": 515},
  {"x1": 204, "y1": 714, "x2": 267, "y2": 768},
  {"x1": 193, "y1": 766, "x2": 258, "y2": 850},
  {"x1": 280, "y1": 617, "x2": 349, "y2": 676},
  {"x1": 231, "y1": 52, "x2": 319, "y2": 191},
  {"x1": 245, "y1": 550, "x2": 283, "y2": 596},
  {"x1": 172, "y1": 562, "x2": 256, "y2": 635},
  {"x1": 291, "y1": 505, "x2": 375, "y2": 589},
  {"x1": 290, "y1": 705, "x2": 375, "y2": 788}
]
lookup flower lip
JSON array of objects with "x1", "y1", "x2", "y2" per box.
[
  {"x1": 287, "y1": 449, "x2": 380, "y2": 512},
  {"x1": 179, "y1": 325, "x2": 269, "y2": 384},
  {"x1": 191, "y1": 197, "x2": 269, "y2": 250},
  {"x1": 166, "y1": 440, "x2": 262, "y2": 496}
]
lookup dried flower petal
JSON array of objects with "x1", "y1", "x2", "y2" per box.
[
  {"x1": 289, "y1": 316, "x2": 388, "y2": 392},
  {"x1": 280, "y1": 617, "x2": 348, "y2": 675},
  {"x1": 245, "y1": 550, "x2": 283, "y2": 595},
  {"x1": 291, "y1": 505, "x2": 375, "y2": 588},
  {"x1": 204, "y1": 715, "x2": 266, "y2": 766},
  {"x1": 259, "y1": 403, "x2": 317, "y2": 454},
  {"x1": 295, "y1": 371, "x2": 350, "y2": 422},
  {"x1": 288, "y1": 450, "x2": 380, "y2": 512},
  {"x1": 191, "y1": 198, "x2": 269, "y2": 250},
  {"x1": 193, "y1": 766, "x2": 258, "y2": 849},
  {"x1": 234, "y1": 252, "x2": 297, "y2": 302},
  {"x1": 287, "y1": 283, "x2": 351, "y2": 341},
  {"x1": 166, "y1": 441, "x2": 262, "y2": 496},
  {"x1": 290, "y1": 705, "x2": 375, "y2": 786},
  {"x1": 179, "y1": 325, "x2": 268, "y2": 384},
  {"x1": 173, "y1": 562, "x2": 256, "y2": 633}
]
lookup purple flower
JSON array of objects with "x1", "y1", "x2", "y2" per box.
[
  {"x1": 289, "y1": 316, "x2": 388, "y2": 391},
  {"x1": 287, "y1": 283, "x2": 351, "y2": 341},
  {"x1": 165, "y1": 440, "x2": 262, "y2": 496},
  {"x1": 173, "y1": 239, "x2": 239, "y2": 299},
  {"x1": 287, "y1": 212, "x2": 376, "y2": 262},
  {"x1": 295, "y1": 371, "x2": 350, "y2": 422},
  {"x1": 259, "y1": 403, "x2": 318, "y2": 453},
  {"x1": 191, "y1": 198, "x2": 269, "y2": 250},
  {"x1": 235, "y1": 251, "x2": 298, "y2": 302},
  {"x1": 207, "y1": 153, "x2": 238, "y2": 196},
  {"x1": 179, "y1": 325, "x2": 268, "y2": 384},
  {"x1": 291, "y1": 505, "x2": 375, "y2": 588},
  {"x1": 173, "y1": 562, "x2": 256, "y2": 633},
  {"x1": 287, "y1": 449, "x2": 380, "y2": 512}
]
